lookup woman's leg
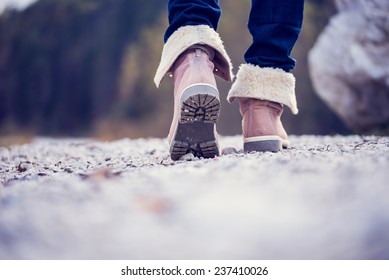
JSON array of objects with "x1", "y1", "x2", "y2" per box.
[
  {"x1": 245, "y1": 0, "x2": 304, "y2": 71},
  {"x1": 155, "y1": 0, "x2": 233, "y2": 160},
  {"x1": 228, "y1": 0, "x2": 304, "y2": 152},
  {"x1": 164, "y1": 0, "x2": 221, "y2": 42}
]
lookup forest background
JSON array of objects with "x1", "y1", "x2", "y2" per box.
[{"x1": 0, "y1": 0, "x2": 350, "y2": 142}]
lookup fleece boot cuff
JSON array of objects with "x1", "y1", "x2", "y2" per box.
[
  {"x1": 227, "y1": 64, "x2": 298, "y2": 114},
  {"x1": 154, "y1": 25, "x2": 233, "y2": 87}
]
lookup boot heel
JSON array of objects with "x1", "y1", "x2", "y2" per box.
[
  {"x1": 179, "y1": 84, "x2": 220, "y2": 124},
  {"x1": 170, "y1": 84, "x2": 220, "y2": 160}
]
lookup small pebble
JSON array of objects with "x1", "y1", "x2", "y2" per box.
[
  {"x1": 221, "y1": 147, "x2": 238, "y2": 155},
  {"x1": 17, "y1": 162, "x2": 31, "y2": 172}
]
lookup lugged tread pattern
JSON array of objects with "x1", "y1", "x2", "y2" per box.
[
  {"x1": 180, "y1": 94, "x2": 220, "y2": 124},
  {"x1": 199, "y1": 141, "x2": 219, "y2": 158},
  {"x1": 170, "y1": 92, "x2": 220, "y2": 161},
  {"x1": 170, "y1": 140, "x2": 219, "y2": 161}
]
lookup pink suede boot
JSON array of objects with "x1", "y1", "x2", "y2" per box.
[
  {"x1": 228, "y1": 64, "x2": 299, "y2": 153},
  {"x1": 239, "y1": 98, "x2": 289, "y2": 152},
  {"x1": 154, "y1": 25, "x2": 233, "y2": 160},
  {"x1": 167, "y1": 46, "x2": 220, "y2": 160}
]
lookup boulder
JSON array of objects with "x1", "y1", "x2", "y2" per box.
[{"x1": 309, "y1": 0, "x2": 389, "y2": 134}]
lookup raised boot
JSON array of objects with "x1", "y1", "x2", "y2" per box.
[
  {"x1": 154, "y1": 25, "x2": 233, "y2": 160},
  {"x1": 228, "y1": 64, "x2": 299, "y2": 153},
  {"x1": 239, "y1": 98, "x2": 289, "y2": 152},
  {"x1": 167, "y1": 46, "x2": 220, "y2": 160}
]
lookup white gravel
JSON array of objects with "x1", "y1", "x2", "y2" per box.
[{"x1": 0, "y1": 135, "x2": 389, "y2": 259}]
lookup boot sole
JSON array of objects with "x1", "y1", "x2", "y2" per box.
[
  {"x1": 170, "y1": 84, "x2": 220, "y2": 161},
  {"x1": 244, "y1": 136, "x2": 289, "y2": 153}
]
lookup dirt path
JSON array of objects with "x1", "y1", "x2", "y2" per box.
[{"x1": 1, "y1": 135, "x2": 388, "y2": 259}]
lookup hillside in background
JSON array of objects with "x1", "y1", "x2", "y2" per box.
[{"x1": 0, "y1": 0, "x2": 350, "y2": 139}]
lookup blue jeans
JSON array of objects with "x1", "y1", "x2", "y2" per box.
[{"x1": 165, "y1": 0, "x2": 304, "y2": 72}]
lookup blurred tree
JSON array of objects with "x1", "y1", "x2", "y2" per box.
[{"x1": 0, "y1": 0, "x2": 165, "y2": 136}]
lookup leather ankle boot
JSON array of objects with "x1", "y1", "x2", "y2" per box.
[
  {"x1": 154, "y1": 25, "x2": 233, "y2": 160},
  {"x1": 168, "y1": 46, "x2": 221, "y2": 160},
  {"x1": 239, "y1": 98, "x2": 289, "y2": 152},
  {"x1": 228, "y1": 64, "x2": 299, "y2": 153}
]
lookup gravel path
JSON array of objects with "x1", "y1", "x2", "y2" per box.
[{"x1": 0, "y1": 135, "x2": 388, "y2": 259}]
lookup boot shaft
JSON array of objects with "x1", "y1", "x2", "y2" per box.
[
  {"x1": 172, "y1": 46, "x2": 217, "y2": 95},
  {"x1": 166, "y1": 46, "x2": 221, "y2": 160},
  {"x1": 239, "y1": 98, "x2": 287, "y2": 139}
]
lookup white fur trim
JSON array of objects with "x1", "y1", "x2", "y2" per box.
[
  {"x1": 227, "y1": 64, "x2": 298, "y2": 114},
  {"x1": 154, "y1": 25, "x2": 233, "y2": 87}
]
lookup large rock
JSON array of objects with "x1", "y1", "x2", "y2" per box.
[{"x1": 309, "y1": 0, "x2": 389, "y2": 134}]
